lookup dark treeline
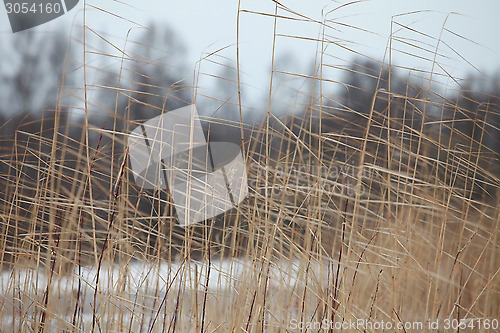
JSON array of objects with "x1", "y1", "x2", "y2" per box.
[{"x1": 0, "y1": 26, "x2": 498, "y2": 264}]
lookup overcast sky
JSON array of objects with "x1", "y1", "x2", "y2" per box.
[{"x1": 1, "y1": 0, "x2": 500, "y2": 107}]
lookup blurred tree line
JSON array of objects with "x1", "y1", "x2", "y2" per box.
[{"x1": 0, "y1": 26, "x2": 498, "y2": 264}]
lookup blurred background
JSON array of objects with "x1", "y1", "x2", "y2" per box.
[
  {"x1": 1, "y1": 3, "x2": 499, "y2": 330},
  {"x1": 1, "y1": 0, "x2": 500, "y2": 117},
  {"x1": 0, "y1": 0, "x2": 499, "y2": 256}
]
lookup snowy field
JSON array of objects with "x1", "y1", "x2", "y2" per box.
[{"x1": 0, "y1": 258, "x2": 331, "y2": 331}]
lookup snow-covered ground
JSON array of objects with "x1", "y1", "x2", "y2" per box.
[{"x1": 0, "y1": 258, "x2": 330, "y2": 331}]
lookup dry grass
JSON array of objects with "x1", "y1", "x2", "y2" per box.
[{"x1": 0, "y1": 1, "x2": 499, "y2": 332}]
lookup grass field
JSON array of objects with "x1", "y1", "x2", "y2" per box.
[{"x1": 0, "y1": 2, "x2": 499, "y2": 332}]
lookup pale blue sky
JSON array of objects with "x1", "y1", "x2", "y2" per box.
[{"x1": 1, "y1": 0, "x2": 500, "y2": 107}]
